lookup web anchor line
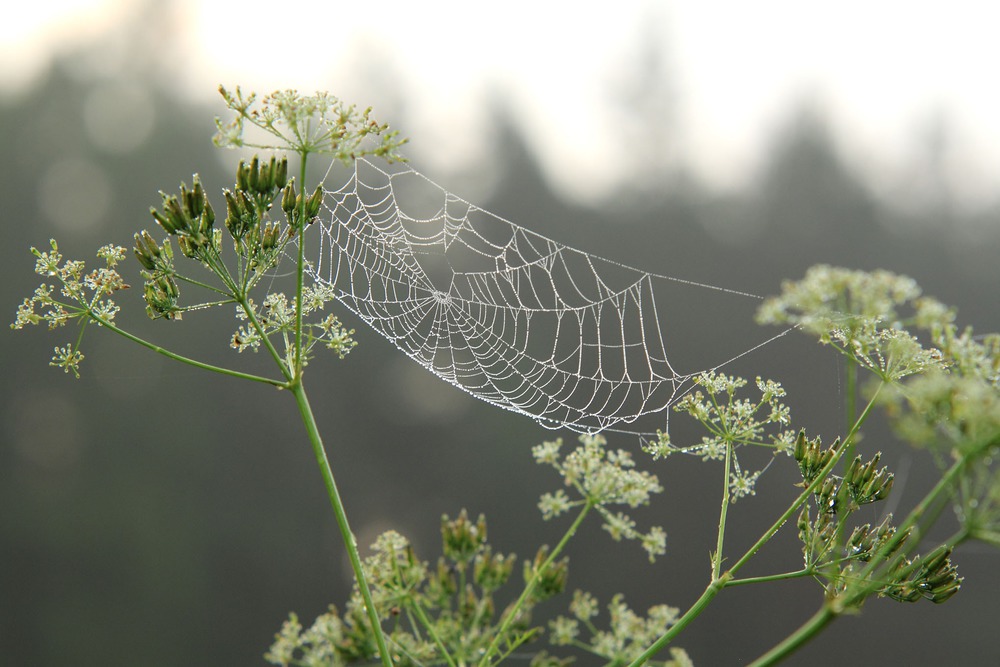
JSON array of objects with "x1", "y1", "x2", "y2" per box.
[{"x1": 309, "y1": 159, "x2": 790, "y2": 436}]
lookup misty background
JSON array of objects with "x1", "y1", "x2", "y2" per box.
[{"x1": 2, "y1": 2, "x2": 999, "y2": 665}]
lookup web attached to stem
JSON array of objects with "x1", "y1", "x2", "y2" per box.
[{"x1": 309, "y1": 159, "x2": 785, "y2": 435}]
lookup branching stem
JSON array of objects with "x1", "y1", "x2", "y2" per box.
[
  {"x1": 632, "y1": 386, "x2": 884, "y2": 665},
  {"x1": 479, "y1": 502, "x2": 593, "y2": 667}
]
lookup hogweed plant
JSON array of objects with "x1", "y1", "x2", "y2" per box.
[{"x1": 12, "y1": 87, "x2": 1000, "y2": 666}]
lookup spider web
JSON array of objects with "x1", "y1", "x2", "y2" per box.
[{"x1": 308, "y1": 159, "x2": 786, "y2": 435}]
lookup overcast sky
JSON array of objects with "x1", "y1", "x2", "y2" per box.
[{"x1": 4, "y1": 0, "x2": 1000, "y2": 209}]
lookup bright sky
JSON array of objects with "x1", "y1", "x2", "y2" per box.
[{"x1": 4, "y1": 0, "x2": 1000, "y2": 208}]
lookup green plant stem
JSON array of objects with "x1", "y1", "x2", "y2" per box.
[
  {"x1": 748, "y1": 441, "x2": 994, "y2": 666},
  {"x1": 628, "y1": 573, "x2": 730, "y2": 666},
  {"x1": 280, "y1": 153, "x2": 392, "y2": 664},
  {"x1": 724, "y1": 568, "x2": 814, "y2": 587},
  {"x1": 290, "y1": 381, "x2": 393, "y2": 667},
  {"x1": 974, "y1": 530, "x2": 1000, "y2": 547},
  {"x1": 732, "y1": 386, "x2": 881, "y2": 576},
  {"x1": 408, "y1": 601, "x2": 457, "y2": 667},
  {"x1": 234, "y1": 293, "x2": 294, "y2": 381},
  {"x1": 174, "y1": 272, "x2": 234, "y2": 297},
  {"x1": 90, "y1": 315, "x2": 284, "y2": 387},
  {"x1": 632, "y1": 389, "x2": 883, "y2": 666},
  {"x1": 629, "y1": 446, "x2": 846, "y2": 667},
  {"x1": 478, "y1": 502, "x2": 593, "y2": 667},
  {"x1": 712, "y1": 442, "x2": 734, "y2": 579},
  {"x1": 178, "y1": 299, "x2": 238, "y2": 312},
  {"x1": 747, "y1": 464, "x2": 961, "y2": 667},
  {"x1": 748, "y1": 605, "x2": 836, "y2": 667},
  {"x1": 845, "y1": 451, "x2": 972, "y2": 606}
]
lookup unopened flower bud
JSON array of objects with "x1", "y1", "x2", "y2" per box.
[
  {"x1": 259, "y1": 158, "x2": 272, "y2": 191},
  {"x1": 163, "y1": 194, "x2": 193, "y2": 234},
  {"x1": 305, "y1": 185, "x2": 323, "y2": 220},
  {"x1": 281, "y1": 182, "x2": 297, "y2": 217},
  {"x1": 200, "y1": 198, "x2": 216, "y2": 234},
  {"x1": 921, "y1": 546, "x2": 952, "y2": 575},
  {"x1": 435, "y1": 557, "x2": 456, "y2": 596},
  {"x1": 845, "y1": 455, "x2": 863, "y2": 486},
  {"x1": 928, "y1": 579, "x2": 961, "y2": 603},
  {"x1": 133, "y1": 232, "x2": 156, "y2": 270},
  {"x1": 474, "y1": 546, "x2": 515, "y2": 593},
  {"x1": 248, "y1": 156, "x2": 259, "y2": 192},
  {"x1": 178, "y1": 235, "x2": 196, "y2": 258},
  {"x1": 274, "y1": 157, "x2": 288, "y2": 188},
  {"x1": 151, "y1": 206, "x2": 178, "y2": 234},
  {"x1": 441, "y1": 510, "x2": 487, "y2": 566},
  {"x1": 808, "y1": 477, "x2": 838, "y2": 515},
  {"x1": 793, "y1": 430, "x2": 807, "y2": 463},
  {"x1": 797, "y1": 507, "x2": 811, "y2": 538},
  {"x1": 460, "y1": 584, "x2": 478, "y2": 621},
  {"x1": 236, "y1": 160, "x2": 251, "y2": 191},
  {"x1": 261, "y1": 222, "x2": 280, "y2": 250},
  {"x1": 192, "y1": 175, "x2": 206, "y2": 216}
]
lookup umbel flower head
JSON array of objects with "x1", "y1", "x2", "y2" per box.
[
  {"x1": 534, "y1": 434, "x2": 667, "y2": 562},
  {"x1": 756, "y1": 265, "x2": 947, "y2": 382},
  {"x1": 11, "y1": 240, "x2": 128, "y2": 377},
  {"x1": 644, "y1": 372, "x2": 795, "y2": 503},
  {"x1": 213, "y1": 85, "x2": 407, "y2": 161}
]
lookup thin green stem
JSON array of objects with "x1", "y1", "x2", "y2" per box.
[
  {"x1": 631, "y1": 436, "x2": 850, "y2": 667},
  {"x1": 73, "y1": 312, "x2": 90, "y2": 352},
  {"x1": 89, "y1": 314, "x2": 283, "y2": 387},
  {"x1": 478, "y1": 502, "x2": 593, "y2": 667},
  {"x1": 176, "y1": 299, "x2": 237, "y2": 311},
  {"x1": 633, "y1": 387, "x2": 885, "y2": 666},
  {"x1": 724, "y1": 568, "x2": 814, "y2": 587},
  {"x1": 712, "y1": 442, "x2": 734, "y2": 579},
  {"x1": 749, "y1": 442, "x2": 992, "y2": 666},
  {"x1": 631, "y1": 453, "x2": 851, "y2": 667},
  {"x1": 197, "y1": 242, "x2": 239, "y2": 298},
  {"x1": 731, "y1": 385, "x2": 882, "y2": 576},
  {"x1": 234, "y1": 293, "x2": 294, "y2": 381},
  {"x1": 844, "y1": 452, "x2": 970, "y2": 606},
  {"x1": 174, "y1": 272, "x2": 233, "y2": 297},
  {"x1": 290, "y1": 382, "x2": 392, "y2": 667},
  {"x1": 748, "y1": 606, "x2": 836, "y2": 667},
  {"x1": 974, "y1": 530, "x2": 1000, "y2": 548},
  {"x1": 408, "y1": 601, "x2": 457, "y2": 667},
  {"x1": 747, "y1": 462, "x2": 965, "y2": 667},
  {"x1": 628, "y1": 573, "x2": 730, "y2": 666}
]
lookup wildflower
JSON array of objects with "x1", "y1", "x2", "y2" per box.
[
  {"x1": 548, "y1": 616, "x2": 579, "y2": 646},
  {"x1": 569, "y1": 589, "x2": 599, "y2": 621},
  {"x1": 12, "y1": 241, "x2": 131, "y2": 376},
  {"x1": 535, "y1": 433, "x2": 666, "y2": 561},
  {"x1": 213, "y1": 86, "x2": 407, "y2": 163},
  {"x1": 538, "y1": 490, "x2": 573, "y2": 520},
  {"x1": 729, "y1": 469, "x2": 761, "y2": 501}
]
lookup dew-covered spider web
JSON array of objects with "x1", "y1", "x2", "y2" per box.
[{"x1": 308, "y1": 159, "x2": 788, "y2": 435}]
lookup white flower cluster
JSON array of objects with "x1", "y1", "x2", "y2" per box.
[{"x1": 534, "y1": 434, "x2": 666, "y2": 562}]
